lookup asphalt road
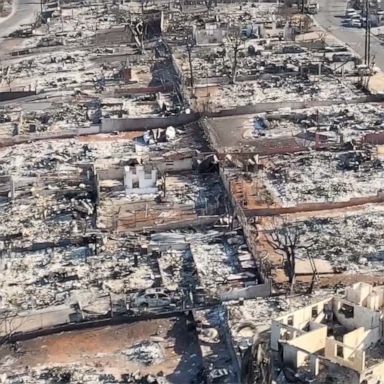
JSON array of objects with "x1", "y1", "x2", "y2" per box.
[
  {"x1": 0, "y1": 0, "x2": 40, "y2": 38},
  {"x1": 315, "y1": 0, "x2": 384, "y2": 69}
]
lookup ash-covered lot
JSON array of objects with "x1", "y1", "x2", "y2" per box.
[
  {"x1": 207, "y1": 102, "x2": 384, "y2": 151},
  {"x1": 202, "y1": 78, "x2": 361, "y2": 111},
  {"x1": 275, "y1": 206, "x2": 384, "y2": 271},
  {"x1": 264, "y1": 150, "x2": 384, "y2": 205}
]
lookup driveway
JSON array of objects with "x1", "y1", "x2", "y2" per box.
[{"x1": 0, "y1": 0, "x2": 40, "y2": 38}]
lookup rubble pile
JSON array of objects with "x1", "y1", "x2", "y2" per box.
[
  {"x1": 189, "y1": 230, "x2": 245, "y2": 293},
  {"x1": 122, "y1": 341, "x2": 165, "y2": 366},
  {"x1": 157, "y1": 248, "x2": 197, "y2": 290},
  {"x1": 298, "y1": 209, "x2": 384, "y2": 269},
  {"x1": 293, "y1": 103, "x2": 384, "y2": 139},
  {"x1": 2, "y1": 0, "x2": 383, "y2": 380},
  {"x1": 208, "y1": 78, "x2": 360, "y2": 110},
  {"x1": 0, "y1": 365, "x2": 170, "y2": 384},
  {"x1": 166, "y1": 173, "x2": 225, "y2": 212},
  {"x1": 0, "y1": 239, "x2": 157, "y2": 310},
  {"x1": 265, "y1": 150, "x2": 384, "y2": 204}
]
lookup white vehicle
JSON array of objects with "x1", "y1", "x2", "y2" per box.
[
  {"x1": 130, "y1": 288, "x2": 175, "y2": 311},
  {"x1": 350, "y1": 18, "x2": 362, "y2": 27},
  {"x1": 345, "y1": 8, "x2": 359, "y2": 17},
  {"x1": 307, "y1": 1, "x2": 319, "y2": 14}
]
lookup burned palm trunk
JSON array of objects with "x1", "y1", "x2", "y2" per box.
[
  {"x1": 226, "y1": 28, "x2": 242, "y2": 85},
  {"x1": 185, "y1": 37, "x2": 195, "y2": 88},
  {"x1": 231, "y1": 46, "x2": 238, "y2": 84},
  {"x1": 138, "y1": 22, "x2": 145, "y2": 54},
  {"x1": 242, "y1": 341, "x2": 272, "y2": 384}
]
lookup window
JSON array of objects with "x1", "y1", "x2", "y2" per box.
[
  {"x1": 340, "y1": 303, "x2": 354, "y2": 319},
  {"x1": 312, "y1": 306, "x2": 318, "y2": 318},
  {"x1": 336, "y1": 345, "x2": 344, "y2": 358},
  {"x1": 287, "y1": 315, "x2": 294, "y2": 326}
]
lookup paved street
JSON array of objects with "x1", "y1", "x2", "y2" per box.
[
  {"x1": 0, "y1": 0, "x2": 40, "y2": 38},
  {"x1": 315, "y1": 0, "x2": 384, "y2": 69}
]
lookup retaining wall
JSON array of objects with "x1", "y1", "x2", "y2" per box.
[
  {"x1": 100, "y1": 113, "x2": 200, "y2": 132},
  {"x1": 0, "y1": 91, "x2": 36, "y2": 102},
  {"x1": 244, "y1": 194, "x2": 384, "y2": 217},
  {"x1": 7, "y1": 311, "x2": 189, "y2": 342}
]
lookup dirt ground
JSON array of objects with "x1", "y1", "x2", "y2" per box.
[
  {"x1": 0, "y1": 317, "x2": 203, "y2": 383},
  {"x1": 230, "y1": 177, "x2": 279, "y2": 210}
]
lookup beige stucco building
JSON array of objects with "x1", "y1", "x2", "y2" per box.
[{"x1": 271, "y1": 282, "x2": 384, "y2": 384}]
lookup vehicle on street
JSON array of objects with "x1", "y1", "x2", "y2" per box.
[
  {"x1": 325, "y1": 45, "x2": 348, "y2": 52},
  {"x1": 350, "y1": 18, "x2": 362, "y2": 27},
  {"x1": 332, "y1": 52, "x2": 353, "y2": 62},
  {"x1": 345, "y1": 8, "x2": 359, "y2": 17}
]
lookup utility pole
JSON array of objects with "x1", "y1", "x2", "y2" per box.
[
  {"x1": 185, "y1": 36, "x2": 195, "y2": 88},
  {"x1": 364, "y1": 0, "x2": 371, "y2": 66}
]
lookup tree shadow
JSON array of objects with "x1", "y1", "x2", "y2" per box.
[{"x1": 165, "y1": 315, "x2": 205, "y2": 384}]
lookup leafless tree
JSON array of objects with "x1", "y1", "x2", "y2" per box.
[
  {"x1": 316, "y1": 31, "x2": 327, "y2": 49},
  {"x1": 0, "y1": 310, "x2": 23, "y2": 345},
  {"x1": 226, "y1": 27, "x2": 243, "y2": 84},
  {"x1": 5, "y1": 75, "x2": 13, "y2": 91},
  {"x1": 119, "y1": 15, "x2": 146, "y2": 54},
  {"x1": 266, "y1": 218, "x2": 316, "y2": 295},
  {"x1": 115, "y1": 0, "x2": 149, "y2": 54},
  {"x1": 137, "y1": 20, "x2": 146, "y2": 54}
]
